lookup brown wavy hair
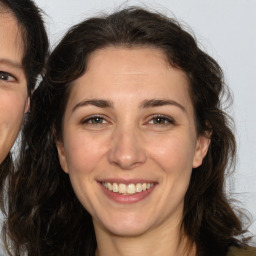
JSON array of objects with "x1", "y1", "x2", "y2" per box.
[
  {"x1": 3, "y1": 7, "x2": 250, "y2": 256},
  {"x1": 0, "y1": 0, "x2": 49, "y2": 214}
]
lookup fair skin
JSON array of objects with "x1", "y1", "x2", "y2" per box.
[
  {"x1": 57, "y1": 47, "x2": 210, "y2": 256},
  {"x1": 0, "y1": 9, "x2": 29, "y2": 164}
]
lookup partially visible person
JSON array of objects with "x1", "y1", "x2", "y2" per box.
[
  {"x1": 0, "y1": 0, "x2": 48, "y2": 212},
  {"x1": 3, "y1": 7, "x2": 255, "y2": 256}
]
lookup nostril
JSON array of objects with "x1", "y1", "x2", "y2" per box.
[{"x1": 108, "y1": 149, "x2": 147, "y2": 170}]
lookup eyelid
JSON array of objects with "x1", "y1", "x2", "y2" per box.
[
  {"x1": 81, "y1": 114, "x2": 110, "y2": 125},
  {"x1": 0, "y1": 71, "x2": 17, "y2": 82},
  {"x1": 147, "y1": 114, "x2": 175, "y2": 125}
]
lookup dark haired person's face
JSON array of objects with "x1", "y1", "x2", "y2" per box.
[
  {"x1": 0, "y1": 11, "x2": 28, "y2": 163},
  {"x1": 57, "y1": 47, "x2": 210, "y2": 237}
]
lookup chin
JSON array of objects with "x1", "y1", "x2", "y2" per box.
[
  {"x1": 108, "y1": 224, "x2": 150, "y2": 237},
  {"x1": 95, "y1": 214, "x2": 154, "y2": 237}
]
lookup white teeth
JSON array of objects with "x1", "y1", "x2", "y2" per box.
[
  {"x1": 127, "y1": 184, "x2": 136, "y2": 194},
  {"x1": 107, "y1": 182, "x2": 113, "y2": 191},
  {"x1": 102, "y1": 182, "x2": 154, "y2": 194},
  {"x1": 136, "y1": 183, "x2": 142, "y2": 192},
  {"x1": 113, "y1": 183, "x2": 118, "y2": 192},
  {"x1": 119, "y1": 184, "x2": 126, "y2": 194}
]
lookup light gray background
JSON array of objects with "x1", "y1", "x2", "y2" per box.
[{"x1": 1, "y1": 0, "x2": 255, "y2": 254}]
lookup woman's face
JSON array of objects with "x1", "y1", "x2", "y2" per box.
[
  {"x1": 57, "y1": 47, "x2": 210, "y2": 237},
  {"x1": 0, "y1": 10, "x2": 28, "y2": 163}
]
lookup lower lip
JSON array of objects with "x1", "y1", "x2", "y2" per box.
[{"x1": 99, "y1": 183, "x2": 156, "y2": 204}]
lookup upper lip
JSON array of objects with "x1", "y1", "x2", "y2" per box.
[{"x1": 98, "y1": 179, "x2": 157, "y2": 185}]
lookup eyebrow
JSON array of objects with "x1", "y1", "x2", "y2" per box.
[
  {"x1": 140, "y1": 99, "x2": 186, "y2": 112},
  {"x1": 0, "y1": 58, "x2": 23, "y2": 69},
  {"x1": 72, "y1": 98, "x2": 186, "y2": 113},
  {"x1": 72, "y1": 99, "x2": 114, "y2": 112}
]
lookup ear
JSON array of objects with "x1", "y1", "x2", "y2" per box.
[
  {"x1": 56, "y1": 140, "x2": 69, "y2": 174},
  {"x1": 192, "y1": 133, "x2": 211, "y2": 168},
  {"x1": 24, "y1": 97, "x2": 30, "y2": 113}
]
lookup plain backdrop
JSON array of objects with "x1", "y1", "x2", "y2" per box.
[{"x1": 1, "y1": 0, "x2": 255, "y2": 253}]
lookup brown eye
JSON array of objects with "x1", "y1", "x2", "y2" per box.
[
  {"x1": 0, "y1": 71, "x2": 16, "y2": 82},
  {"x1": 89, "y1": 117, "x2": 105, "y2": 124},
  {"x1": 149, "y1": 115, "x2": 174, "y2": 125}
]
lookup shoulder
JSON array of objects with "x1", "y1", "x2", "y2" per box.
[{"x1": 226, "y1": 246, "x2": 256, "y2": 256}]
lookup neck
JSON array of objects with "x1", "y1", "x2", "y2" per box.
[{"x1": 94, "y1": 220, "x2": 195, "y2": 256}]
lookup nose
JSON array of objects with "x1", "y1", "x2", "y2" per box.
[{"x1": 108, "y1": 126, "x2": 147, "y2": 170}]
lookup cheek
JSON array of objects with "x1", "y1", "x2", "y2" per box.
[
  {"x1": 0, "y1": 92, "x2": 27, "y2": 127},
  {"x1": 64, "y1": 130, "x2": 107, "y2": 175},
  {"x1": 147, "y1": 133, "x2": 196, "y2": 173}
]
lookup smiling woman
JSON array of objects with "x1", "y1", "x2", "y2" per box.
[
  {"x1": 0, "y1": 10, "x2": 28, "y2": 165},
  {"x1": 3, "y1": 7, "x2": 255, "y2": 256},
  {"x1": 56, "y1": 47, "x2": 209, "y2": 240},
  {"x1": 0, "y1": 0, "x2": 48, "y2": 215}
]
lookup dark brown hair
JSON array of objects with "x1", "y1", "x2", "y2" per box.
[
  {"x1": 4, "y1": 7, "x2": 250, "y2": 256},
  {"x1": 0, "y1": 0, "x2": 49, "y2": 94},
  {"x1": 0, "y1": 0, "x2": 49, "y2": 215}
]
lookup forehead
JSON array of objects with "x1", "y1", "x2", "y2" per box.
[
  {"x1": 88, "y1": 46, "x2": 170, "y2": 72},
  {"x1": 76, "y1": 47, "x2": 189, "y2": 91},
  {"x1": 0, "y1": 10, "x2": 24, "y2": 64},
  {"x1": 68, "y1": 47, "x2": 193, "y2": 111}
]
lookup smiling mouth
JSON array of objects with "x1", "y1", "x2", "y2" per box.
[{"x1": 100, "y1": 182, "x2": 154, "y2": 195}]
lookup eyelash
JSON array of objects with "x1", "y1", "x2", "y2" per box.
[
  {"x1": 148, "y1": 114, "x2": 175, "y2": 126},
  {"x1": 81, "y1": 114, "x2": 175, "y2": 127},
  {"x1": 0, "y1": 71, "x2": 16, "y2": 82},
  {"x1": 81, "y1": 115, "x2": 108, "y2": 125}
]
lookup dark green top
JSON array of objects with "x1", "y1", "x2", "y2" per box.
[{"x1": 226, "y1": 246, "x2": 256, "y2": 256}]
